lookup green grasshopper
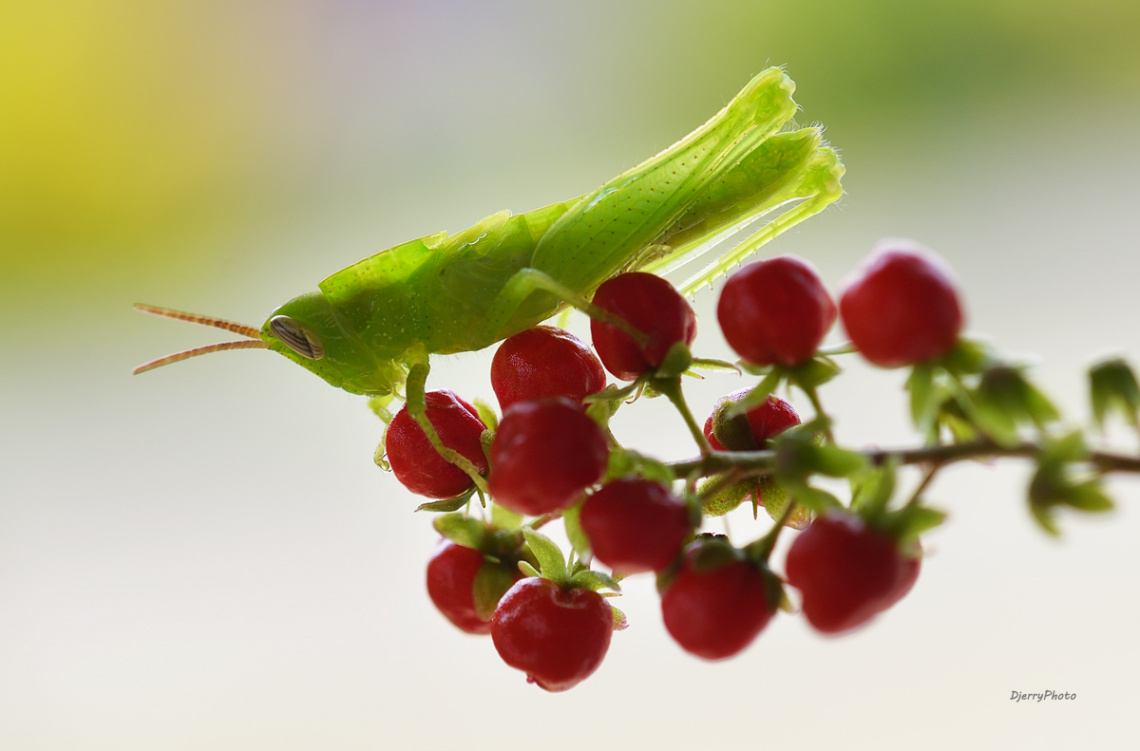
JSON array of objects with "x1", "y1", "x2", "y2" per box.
[{"x1": 135, "y1": 67, "x2": 843, "y2": 482}]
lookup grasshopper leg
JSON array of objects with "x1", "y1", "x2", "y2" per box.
[
  {"x1": 380, "y1": 354, "x2": 490, "y2": 497},
  {"x1": 478, "y1": 268, "x2": 649, "y2": 347}
]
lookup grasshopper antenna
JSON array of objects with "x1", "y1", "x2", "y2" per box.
[{"x1": 132, "y1": 303, "x2": 268, "y2": 374}]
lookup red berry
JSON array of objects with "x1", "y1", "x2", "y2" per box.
[
  {"x1": 783, "y1": 512, "x2": 905, "y2": 635},
  {"x1": 579, "y1": 479, "x2": 692, "y2": 574},
  {"x1": 491, "y1": 325, "x2": 606, "y2": 410},
  {"x1": 703, "y1": 390, "x2": 801, "y2": 451},
  {"x1": 426, "y1": 540, "x2": 519, "y2": 635},
  {"x1": 660, "y1": 542, "x2": 776, "y2": 660},
  {"x1": 590, "y1": 272, "x2": 697, "y2": 381},
  {"x1": 488, "y1": 398, "x2": 609, "y2": 516},
  {"x1": 491, "y1": 577, "x2": 613, "y2": 692},
  {"x1": 882, "y1": 544, "x2": 922, "y2": 610},
  {"x1": 385, "y1": 390, "x2": 487, "y2": 499},
  {"x1": 838, "y1": 241, "x2": 963, "y2": 368},
  {"x1": 717, "y1": 256, "x2": 836, "y2": 367}
]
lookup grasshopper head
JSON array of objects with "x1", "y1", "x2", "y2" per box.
[
  {"x1": 261, "y1": 291, "x2": 406, "y2": 397},
  {"x1": 133, "y1": 294, "x2": 405, "y2": 398}
]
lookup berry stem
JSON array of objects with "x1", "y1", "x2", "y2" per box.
[
  {"x1": 744, "y1": 499, "x2": 798, "y2": 563},
  {"x1": 653, "y1": 376, "x2": 714, "y2": 456},
  {"x1": 668, "y1": 440, "x2": 1140, "y2": 480},
  {"x1": 799, "y1": 384, "x2": 835, "y2": 443}
]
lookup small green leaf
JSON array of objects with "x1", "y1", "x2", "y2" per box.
[
  {"x1": 810, "y1": 445, "x2": 867, "y2": 478},
  {"x1": 1090, "y1": 357, "x2": 1140, "y2": 429},
  {"x1": 783, "y1": 481, "x2": 842, "y2": 514},
  {"x1": 472, "y1": 561, "x2": 518, "y2": 621},
  {"x1": 894, "y1": 505, "x2": 947, "y2": 542},
  {"x1": 518, "y1": 560, "x2": 541, "y2": 578},
  {"x1": 562, "y1": 502, "x2": 591, "y2": 558},
  {"x1": 1066, "y1": 479, "x2": 1114, "y2": 512},
  {"x1": 521, "y1": 528, "x2": 568, "y2": 586},
  {"x1": 473, "y1": 398, "x2": 498, "y2": 432},
  {"x1": 432, "y1": 513, "x2": 486, "y2": 548}
]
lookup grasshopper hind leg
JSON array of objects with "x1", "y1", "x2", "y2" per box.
[{"x1": 477, "y1": 268, "x2": 650, "y2": 350}]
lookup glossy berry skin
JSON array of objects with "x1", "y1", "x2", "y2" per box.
[
  {"x1": 839, "y1": 242, "x2": 963, "y2": 368},
  {"x1": 703, "y1": 390, "x2": 801, "y2": 451},
  {"x1": 491, "y1": 326, "x2": 606, "y2": 410},
  {"x1": 579, "y1": 479, "x2": 692, "y2": 574},
  {"x1": 882, "y1": 545, "x2": 922, "y2": 610},
  {"x1": 784, "y1": 513, "x2": 905, "y2": 635},
  {"x1": 488, "y1": 398, "x2": 609, "y2": 516},
  {"x1": 717, "y1": 256, "x2": 836, "y2": 367},
  {"x1": 426, "y1": 540, "x2": 518, "y2": 635},
  {"x1": 660, "y1": 543, "x2": 775, "y2": 660},
  {"x1": 590, "y1": 272, "x2": 697, "y2": 381},
  {"x1": 385, "y1": 390, "x2": 487, "y2": 498},
  {"x1": 491, "y1": 577, "x2": 613, "y2": 692}
]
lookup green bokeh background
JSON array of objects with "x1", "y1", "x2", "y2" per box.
[{"x1": 3, "y1": 1, "x2": 1139, "y2": 748}]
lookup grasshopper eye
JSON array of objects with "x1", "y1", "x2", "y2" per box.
[{"x1": 270, "y1": 315, "x2": 325, "y2": 360}]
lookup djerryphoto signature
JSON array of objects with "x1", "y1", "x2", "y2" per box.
[{"x1": 1010, "y1": 690, "x2": 1077, "y2": 703}]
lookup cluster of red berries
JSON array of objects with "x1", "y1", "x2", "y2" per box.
[{"x1": 386, "y1": 242, "x2": 963, "y2": 691}]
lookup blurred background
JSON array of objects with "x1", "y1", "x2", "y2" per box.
[{"x1": 3, "y1": 0, "x2": 1139, "y2": 748}]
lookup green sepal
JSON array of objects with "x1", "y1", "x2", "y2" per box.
[
  {"x1": 759, "y1": 478, "x2": 809, "y2": 529},
  {"x1": 655, "y1": 341, "x2": 695, "y2": 380},
  {"x1": 708, "y1": 394, "x2": 760, "y2": 451},
  {"x1": 973, "y1": 365, "x2": 1059, "y2": 446},
  {"x1": 490, "y1": 503, "x2": 523, "y2": 531},
  {"x1": 473, "y1": 399, "x2": 498, "y2": 432},
  {"x1": 569, "y1": 568, "x2": 621, "y2": 593},
  {"x1": 725, "y1": 369, "x2": 783, "y2": 419},
  {"x1": 605, "y1": 449, "x2": 675, "y2": 485},
  {"x1": 698, "y1": 475, "x2": 754, "y2": 516},
  {"x1": 432, "y1": 513, "x2": 487, "y2": 549},
  {"x1": 786, "y1": 356, "x2": 841, "y2": 391},
  {"x1": 415, "y1": 487, "x2": 476, "y2": 513},
  {"x1": 1028, "y1": 431, "x2": 1115, "y2": 535},
  {"x1": 890, "y1": 504, "x2": 947, "y2": 544},
  {"x1": 936, "y1": 391, "x2": 980, "y2": 443},
  {"x1": 1089, "y1": 357, "x2": 1140, "y2": 429},
  {"x1": 479, "y1": 429, "x2": 495, "y2": 468},
  {"x1": 685, "y1": 535, "x2": 742, "y2": 572},
  {"x1": 906, "y1": 364, "x2": 938, "y2": 433},
  {"x1": 689, "y1": 357, "x2": 743, "y2": 374},
  {"x1": 517, "y1": 560, "x2": 541, "y2": 578},
  {"x1": 937, "y1": 337, "x2": 995, "y2": 377},
  {"x1": 849, "y1": 461, "x2": 897, "y2": 521},
  {"x1": 521, "y1": 528, "x2": 568, "y2": 586},
  {"x1": 610, "y1": 603, "x2": 629, "y2": 631},
  {"x1": 471, "y1": 560, "x2": 519, "y2": 621},
  {"x1": 561, "y1": 502, "x2": 591, "y2": 559},
  {"x1": 583, "y1": 382, "x2": 647, "y2": 405}
]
